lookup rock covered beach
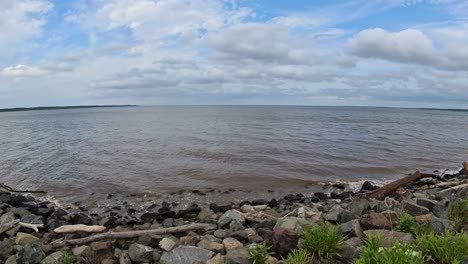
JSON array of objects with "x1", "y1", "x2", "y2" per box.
[{"x1": 0, "y1": 165, "x2": 467, "y2": 264}]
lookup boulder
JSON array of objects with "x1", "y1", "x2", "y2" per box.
[
  {"x1": 15, "y1": 232, "x2": 41, "y2": 246},
  {"x1": 0, "y1": 238, "x2": 15, "y2": 261},
  {"x1": 160, "y1": 246, "x2": 215, "y2": 264},
  {"x1": 361, "y1": 181, "x2": 379, "y2": 191},
  {"x1": 360, "y1": 211, "x2": 395, "y2": 230},
  {"x1": 214, "y1": 229, "x2": 229, "y2": 239},
  {"x1": 128, "y1": 243, "x2": 154, "y2": 263},
  {"x1": 348, "y1": 198, "x2": 369, "y2": 217},
  {"x1": 245, "y1": 228, "x2": 263, "y2": 243},
  {"x1": 416, "y1": 198, "x2": 437, "y2": 211},
  {"x1": 17, "y1": 244, "x2": 46, "y2": 264},
  {"x1": 297, "y1": 206, "x2": 323, "y2": 223},
  {"x1": 5, "y1": 256, "x2": 17, "y2": 264},
  {"x1": 341, "y1": 237, "x2": 363, "y2": 260},
  {"x1": 363, "y1": 230, "x2": 414, "y2": 247},
  {"x1": 179, "y1": 231, "x2": 200, "y2": 246},
  {"x1": 326, "y1": 205, "x2": 343, "y2": 223},
  {"x1": 341, "y1": 219, "x2": 364, "y2": 239},
  {"x1": 218, "y1": 210, "x2": 245, "y2": 228},
  {"x1": 197, "y1": 239, "x2": 224, "y2": 254},
  {"x1": 401, "y1": 200, "x2": 430, "y2": 216},
  {"x1": 207, "y1": 253, "x2": 226, "y2": 264},
  {"x1": 72, "y1": 245, "x2": 91, "y2": 257}
]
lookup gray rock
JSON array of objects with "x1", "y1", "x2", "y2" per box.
[
  {"x1": 17, "y1": 244, "x2": 46, "y2": 264},
  {"x1": 340, "y1": 210, "x2": 355, "y2": 223},
  {"x1": 401, "y1": 200, "x2": 430, "y2": 216},
  {"x1": 348, "y1": 198, "x2": 369, "y2": 217},
  {"x1": 222, "y1": 237, "x2": 243, "y2": 253},
  {"x1": 274, "y1": 217, "x2": 309, "y2": 232},
  {"x1": 416, "y1": 198, "x2": 437, "y2": 211},
  {"x1": 229, "y1": 221, "x2": 245, "y2": 232},
  {"x1": 364, "y1": 230, "x2": 414, "y2": 247},
  {"x1": 159, "y1": 236, "x2": 178, "y2": 251},
  {"x1": 72, "y1": 245, "x2": 91, "y2": 256},
  {"x1": 15, "y1": 232, "x2": 41, "y2": 246},
  {"x1": 119, "y1": 252, "x2": 132, "y2": 264},
  {"x1": 341, "y1": 219, "x2": 363, "y2": 238},
  {"x1": 21, "y1": 214, "x2": 43, "y2": 225},
  {"x1": 0, "y1": 238, "x2": 15, "y2": 260},
  {"x1": 160, "y1": 246, "x2": 215, "y2": 264},
  {"x1": 218, "y1": 210, "x2": 245, "y2": 228},
  {"x1": 225, "y1": 247, "x2": 250, "y2": 264},
  {"x1": 128, "y1": 243, "x2": 154, "y2": 263},
  {"x1": 214, "y1": 229, "x2": 229, "y2": 239},
  {"x1": 431, "y1": 217, "x2": 454, "y2": 234},
  {"x1": 341, "y1": 237, "x2": 364, "y2": 260},
  {"x1": 162, "y1": 218, "x2": 174, "y2": 228},
  {"x1": 5, "y1": 256, "x2": 17, "y2": 264},
  {"x1": 326, "y1": 205, "x2": 343, "y2": 223},
  {"x1": 230, "y1": 230, "x2": 249, "y2": 242}
]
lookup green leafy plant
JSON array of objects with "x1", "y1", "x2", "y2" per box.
[
  {"x1": 353, "y1": 235, "x2": 428, "y2": 264},
  {"x1": 446, "y1": 198, "x2": 468, "y2": 231},
  {"x1": 397, "y1": 211, "x2": 416, "y2": 234},
  {"x1": 300, "y1": 221, "x2": 343, "y2": 262},
  {"x1": 248, "y1": 242, "x2": 273, "y2": 264},
  {"x1": 414, "y1": 231, "x2": 468, "y2": 264},
  {"x1": 282, "y1": 249, "x2": 313, "y2": 264},
  {"x1": 413, "y1": 221, "x2": 434, "y2": 237},
  {"x1": 51, "y1": 252, "x2": 78, "y2": 264}
]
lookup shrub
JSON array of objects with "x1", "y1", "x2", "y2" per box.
[
  {"x1": 282, "y1": 249, "x2": 313, "y2": 264},
  {"x1": 353, "y1": 235, "x2": 428, "y2": 264},
  {"x1": 446, "y1": 198, "x2": 468, "y2": 231},
  {"x1": 300, "y1": 221, "x2": 342, "y2": 262},
  {"x1": 248, "y1": 242, "x2": 273, "y2": 264},
  {"x1": 414, "y1": 231, "x2": 468, "y2": 264},
  {"x1": 397, "y1": 211, "x2": 416, "y2": 234}
]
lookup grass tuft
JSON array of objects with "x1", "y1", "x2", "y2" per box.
[
  {"x1": 282, "y1": 249, "x2": 313, "y2": 264},
  {"x1": 414, "y1": 231, "x2": 468, "y2": 264},
  {"x1": 397, "y1": 211, "x2": 416, "y2": 234},
  {"x1": 300, "y1": 221, "x2": 342, "y2": 262},
  {"x1": 353, "y1": 235, "x2": 429, "y2": 264},
  {"x1": 248, "y1": 242, "x2": 273, "y2": 264},
  {"x1": 446, "y1": 198, "x2": 468, "y2": 231}
]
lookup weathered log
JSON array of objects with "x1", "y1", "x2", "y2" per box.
[
  {"x1": 363, "y1": 171, "x2": 422, "y2": 199},
  {"x1": 51, "y1": 223, "x2": 216, "y2": 248},
  {"x1": 54, "y1": 224, "x2": 106, "y2": 234}
]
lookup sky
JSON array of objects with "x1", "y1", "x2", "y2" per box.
[{"x1": 1, "y1": 0, "x2": 468, "y2": 108}]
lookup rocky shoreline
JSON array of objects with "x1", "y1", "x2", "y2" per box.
[{"x1": 1, "y1": 165, "x2": 467, "y2": 264}]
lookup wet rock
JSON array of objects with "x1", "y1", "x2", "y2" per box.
[
  {"x1": 16, "y1": 232, "x2": 41, "y2": 246},
  {"x1": 140, "y1": 212, "x2": 158, "y2": 223},
  {"x1": 177, "y1": 203, "x2": 201, "y2": 219},
  {"x1": 198, "y1": 208, "x2": 217, "y2": 224},
  {"x1": 401, "y1": 200, "x2": 430, "y2": 216},
  {"x1": 159, "y1": 236, "x2": 178, "y2": 251},
  {"x1": 160, "y1": 246, "x2": 215, "y2": 264},
  {"x1": 197, "y1": 239, "x2": 224, "y2": 254},
  {"x1": 21, "y1": 214, "x2": 43, "y2": 225},
  {"x1": 210, "y1": 203, "x2": 232, "y2": 213},
  {"x1": 225, "y1": 247, "x2": 250, "y2": 264},
  {"x1": 72, "y1": 213, "x2": 92, "y2": 225},
  {"x1": 364, "y1": 230, "x2": 414, "y2": 247},
  {"x1": 218, "y1": 210, "x2": 245, "y2": 228},
  {"x1": 284, "y1": 194, "x2": 302, "y2": 202},
  {"x1": 10, "y1": 194, "x2": 28, "y2": 206},
  {"x1": 361, "y1": 181, "x2": 379, "y2": 191},
  {"x1": 17, "y1": 244, "x2": 46, "y2": 264},
  {"x1": 41, "y1": 251, "x2": 64, "y2": 264},
  {"x1": 128, "y1": 243, "x2": 154, "y2": 263},
  {"x1": 0, "y1": 193, "x2": 12, "y2": 203}
]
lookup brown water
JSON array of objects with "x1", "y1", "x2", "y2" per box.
[{"x1": 0, "y1": 106, "x2": 466, "y2": 202}]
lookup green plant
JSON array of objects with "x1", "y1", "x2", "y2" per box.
[
  {"x1": 414, "y1": 231, "x2": 468, "y2": 264},
  {"x1": 353, "y1": 235, "x2": 429, "y2": 264},
  {"x1": 282, "y1": 249, "x2": 313, "y2": 264},
  {"x1": 413, "y1": 221, "x2": 434, "y2": 237},
  {"x1": 397, "y1": 211, "x2": 416, "y2": 234},
  {"x1": 300, "y1": 221, "x2": 342, "y2": 262},
  {"x1": 446, "y1": 198, "x2": 468, "y2": 231},
  {"x1": 248, "y1": 242, "x2": 273, "y2": 264}
]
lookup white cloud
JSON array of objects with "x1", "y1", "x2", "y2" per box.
[
  {"x1": 0, "y1": 0, "x2": 53, "y2": 58},
  {"x1": 348, "y1": 28, "x2": 438, "y2": 64},
  {"x1": 1, "y1": 64, "x2": 48, "y2": 78}
]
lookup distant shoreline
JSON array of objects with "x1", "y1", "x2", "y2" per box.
[{"x1": 0, "y1": 105, "x2": 138, "y2": 113}]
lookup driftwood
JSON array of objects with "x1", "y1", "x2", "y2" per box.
[
  {"x1": 54, "y1": 224, "x2": 106, "y2": 234},
  {"x1": 363, "y1": 171, "x2": 422, "y2": 199},
  {"x1": 0, "y1": 183, "x2": 46, "y2": 194},
  {"x1": 52, "y1": 223, "x2": 216, "y2": 248},
  {"x1": 19, "y1": 222, "x2": 44, "y2": 232}
]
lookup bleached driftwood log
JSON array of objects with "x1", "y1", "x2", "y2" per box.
[
  {"x1": 19, "y1": 222, "x2": 44, "y2": 232},
  {"x1": 52, "y1": 223, "x2": 216, "y2": 248},
  {"x1": 54, "y1": 224, "x2": 106, "y2": 234}
]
